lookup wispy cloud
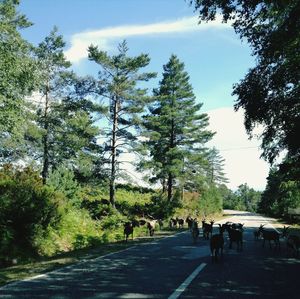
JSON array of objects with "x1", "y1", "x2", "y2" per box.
[{"x1": 65, "y1": 15, "x2": 230, "y2": 63}]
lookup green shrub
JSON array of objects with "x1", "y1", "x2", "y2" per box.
[
  {"x1": 0, "y1": 165, "x2": 64, "y2": 259},
  {"x1": 47, "y1": 165, "x2": 81, "y2": 207},
  {"x1": 115, "y1": 189, "x2": 152, "y2": 216},
  {"x1": 198, "y1": 185, "x2": 223, "y2": 216},
  {"x1": 35, "y1": 207, "x2": 102, "y2": 256},
  {"x1": 149, "y1": 192, "x2": 181, "y2": 219},
  {"x1": 79, "y1": 185, "x2": 111, "y2": 219},
  {"x1": 100, "y1": 211, "x2": 125, "y2": 230}
]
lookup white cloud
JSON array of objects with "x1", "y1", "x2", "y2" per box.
[
  {"x1": 206, "y1": 107, "x2": 270, "y2": 190},
  {"x1": 118, "y1": 107, "x2": 269, "y2": 191},
  {"x1": 65, "y1": 15, "x2": 230, "y2": 63}
]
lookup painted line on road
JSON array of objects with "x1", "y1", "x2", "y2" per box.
[
  {"x1": 0, "y1": 245, "x2": 137, "y2": 291},
  {"x1": 0, "y1": 274, "x2": 47, "y2": 290},
  {"x1": 0, "y1": 230, "x2": 189, "y2": 290},
  {"x1": 167, "y1": 262, "x2": 207, "y2": 299}
]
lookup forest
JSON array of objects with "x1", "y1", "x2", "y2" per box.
[{"x1": 1, "y1": 0, "x2": 299, "y2": 265}]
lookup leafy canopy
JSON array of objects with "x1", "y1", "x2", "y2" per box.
[
  {"x1": 0, "y1": 0, "x2": 36, "y2": 155},
  {"x1": 190, "y1": 0, "x2": 300, "y2": 164}
]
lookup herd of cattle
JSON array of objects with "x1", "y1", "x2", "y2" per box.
[{"x1": 123, "y1": 217, "x2": 300, "y2": 261}]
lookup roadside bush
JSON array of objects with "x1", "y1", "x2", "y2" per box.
[
  {"x1": 47, "y1": 165, "x2": 81, "y2": 207},
  {"x1": 115, "y1": 188, "x2": 152, "y2": 216},
  {"x1": 99, "y1": 211, "x2": 126, "y2": 242},
  {"x1": 34, "y1": 207, "x2": 102, "y2": 256},
  {"x1": 198, "y1": 185, "x2": 223, "y2": 217},
  {"x1": 175, "y1": 191, "x2": 200, "y2": 217},
  {"x1": 0, "y1": 165, "x2": 64, "y2": 260},
  {"x1": 149, "y1": 191, "x2": 181, "y2": 219},
  {"x1": 79, "y1": 185, "x2": 111, "y2": 219}
]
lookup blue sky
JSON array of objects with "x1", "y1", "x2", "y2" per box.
[
  {"x1": 20, "y1": 0, "x2": 254, "y2": 112},
  {"x1": 19, "y1": 0, "x2": 270, "y2": 190}
]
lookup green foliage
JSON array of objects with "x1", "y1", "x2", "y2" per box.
[
  {"x1": 259, "y1": 157, "x2": 300, "y2": 217},
  {"x1": 222, "y1": 192, "x2": 246, "y2": 211},
  {"x1": 88, "y1": 40, "x2": 156, "y2": 206},
  {"x1": 280, "y1": 181, "x2": 300, "y2": 214},
  {"x1": 115, "y1": 187, "x2": 153, "y2": 216},
  {"x1": 100, "y1": 211, "x2": 125, "y2": 230},
  {"x1": 141, "y1": 54, "x2": 214, "y2": 200},
  {"x1": 99, "y1": 210, "x2": 128, "y2": 243},
  {"x1": 191, "y1": 0, "x2": 300, "y2": 168},
  {"x1": 15, "y1": 27, "x2": 103, "y2": 185},
  {"x1": 34, "y1": 207, "x2": 102, "y2": 256},
  {"x1": 32, "y1": 28, "x2": 76, "y2": 182},
  {"x1": 0, "y1": 165, "x2": 103, "y2": 259},
  {"x1": 47, "y1": 165, "x2": 81, "y2": 207},
  {"x1": 177, "y1": 192, "x2": 198, "y2": 216},
  {"x1": 0, "y1": 0, "x2": 37, "y2": 161},
  {"x1": 79, "y1": 185, "x2": 110, "y2": 219},
  {"x1": 205, "y1": 148, "x2": 228, "y2": 185},
  {"x1": 235, "y1": 184, "x2": 261, "y2": 212},
  {"x1": 198, "y1": 185, "x2": 223, "y2": 216},
  {"x1": 81, "y1": 198, "x2": 112, "y2": 220},
  {"x1": 0, "y1": 165, "x2": 64, "y2": 259},
  {"x1": 222, "y1": 183, "x2": 261, "y2": 212},
  {"x1": 116, "y1": 183, "x2": 155, "y2": 194},
  {"x1": 148, "y1": 192, "x2": 182, "y2": 219},
  {"x1": 53, "y1": 109, "x2": 102, "y2": 182}
]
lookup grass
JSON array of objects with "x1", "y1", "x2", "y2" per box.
[{"x1": 0, "y1": 228, "x2": 184, "y2": 287}]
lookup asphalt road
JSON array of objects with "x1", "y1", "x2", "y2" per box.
[{"x1": 1, "y1": 211, "x2": 299, "y2": 298}]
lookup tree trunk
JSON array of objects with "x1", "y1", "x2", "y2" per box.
[
  {"x1": 161, "y1": 178, "x2": 167, "y2": 193},
  {"x1": 109, "y1": 96, "x2": 118, "y2": 208},
  {"x1": 41, "y1": 84, "x2": 50, "y2": 184},
  {"x1": 210, "y1": 165, "x2": 214, "y2": 184},
  {"x1": 167, "y1": 173, "x2": 173, "y2": 201},
  {"x1": 167, "y1": 110, "x2": 175, "y2": 201}
]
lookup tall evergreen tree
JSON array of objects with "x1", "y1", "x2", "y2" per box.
[
  {"x1": 31, "y1": 28, "x2": 100, "y2": 184},
  {"x1": 0, "y1": 0, "x2": 36, "y2": 162},
  {"x1": 88, "y1": 41, "x2": 156, "y2": 207},
  {"x1": 33, "y1": 27, "x2": 73, "y2": 183},
  {"x1": 206, "y1": 147, "x2": 228, "y2": 186},
  {"x1": 142, "y1": 55, "x2": 214, "y2": 201}
]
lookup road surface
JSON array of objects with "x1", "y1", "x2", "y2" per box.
[{"x1": 1, "y1": 211, "x2": 299, "y2": 298}]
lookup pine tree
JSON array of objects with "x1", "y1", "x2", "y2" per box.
[
  {"x1": 206, "y1": 147, "x2": 228, "y2": 186},
  {"x1": 0, "y1": 0, "x2": 36, "y2": 163},
  {"x1": 142, "y1": 55, "x2": 214, "y2": 201},
  {"x1": 88, "y1": 41, "x2": 156, "y2": 207},
  {"x1": 31, "y1": 28, "x2": 100, "y2": 184}
]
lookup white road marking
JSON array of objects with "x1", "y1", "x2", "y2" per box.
[
  {"x1": 167, "y1": 263, "x2": 207, "y2": 299},
  {"x1": 0, "y1": 274, "x2": 47, "y2": 290},
  {"x1": 1, "y1": 212, "x2": 282, "y2": 292},
  {"x1": 0, "y1": 230, "x2": 188, "y2": 290}
]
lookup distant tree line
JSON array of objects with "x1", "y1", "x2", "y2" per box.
[{"x1": 221, "y1": 184, "x2": 262, "y2": 213}]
